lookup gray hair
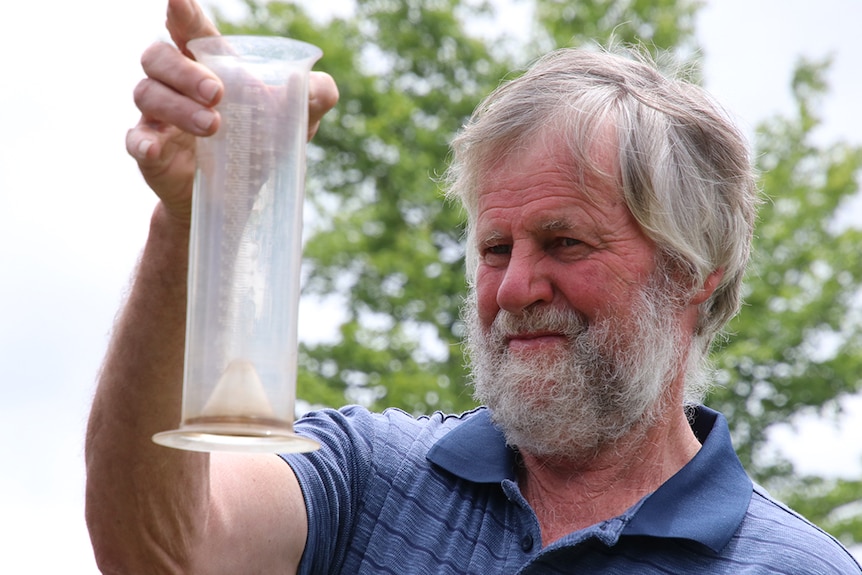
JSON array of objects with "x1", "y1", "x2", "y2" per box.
[{"x1": 444, "y1": 46, "x2": 759, "y2": 351}]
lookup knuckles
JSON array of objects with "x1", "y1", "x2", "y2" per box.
[
  {"x1": 139, "y1": 41, "x2": 176, "y2": 74},
  {"x1": 132, "y1": 78, "x2": 158, "y2": 112}
]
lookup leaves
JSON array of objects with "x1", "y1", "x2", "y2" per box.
[
  {"x1": 215, "y1": 0, "x2": 699, "y2": 414},
  {"x1": 212, "y1": 0, "x2": 862, "y2": 548},
  {"x1": 709, "y1": 57, "x2": 862, "y2": 544}
]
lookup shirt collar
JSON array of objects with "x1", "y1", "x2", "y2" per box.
[
  {"x1": 426, "y1": 405, "x2": 752, "y2": 553},
  {"x1": 426, "y1": 408, "x2": 517, "y2": 483},
  {"x1": 622, "y1": 406, "x2": 753, "y2": 553}
]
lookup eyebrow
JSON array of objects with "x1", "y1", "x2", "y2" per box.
[
  {"x1": 478, "y1": 229, "x2": 505, "y2": 246},
  {"x1": 541, "y1": 218, "x2": 576, "y2": 232},
  {"x1": 477, "y1": 218, "x2": 578, "y2": 245}
]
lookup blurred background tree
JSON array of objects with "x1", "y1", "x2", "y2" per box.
[
  {"x1": 214, "y1": 0, "x2": 862, "y2": 550},
  {"x1": 709, "y1": 56, "x2": 862, "y2": 546}
]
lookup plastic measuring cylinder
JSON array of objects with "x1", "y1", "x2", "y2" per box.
[{"x1": 153, "y1": 36, "x2": 321, "y2": 453}]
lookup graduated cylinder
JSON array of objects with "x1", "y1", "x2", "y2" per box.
[{"x1": 153, "y1": 35, "x2": 322, "y2": 453}]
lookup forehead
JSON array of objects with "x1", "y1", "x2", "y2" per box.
[{"x1": 475, "y1": 130, "x2": 625, "y2": 229}]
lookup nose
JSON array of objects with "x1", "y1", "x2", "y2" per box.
[{"x1": 495, "y1": 248, "x2": 553, "y2": 314}]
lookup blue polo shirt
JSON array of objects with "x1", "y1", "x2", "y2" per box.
[{"x1": 283, "y1": 405, "x2": 861, "y2": 574}]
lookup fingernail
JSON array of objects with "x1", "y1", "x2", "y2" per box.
[
  {"x1": 198, "y1": 78, "x2": 220, "y2": 103},
  {"x1": 192, "y1": 109, "x2": 216, "y2": 131},
  {"x1": 135, "y1": 139, "x2": 153, "y2": 160}
]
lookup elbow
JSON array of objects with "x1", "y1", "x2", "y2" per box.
[{"x1": 86, "y1": 494, "x2": 194, "y2": 575}]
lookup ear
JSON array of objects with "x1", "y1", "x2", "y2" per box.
[{"x1": 690, "y1": 268, "x2": 724, "y2": 306}]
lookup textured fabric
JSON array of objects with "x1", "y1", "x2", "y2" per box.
[{"x1": 282, "y1": 405, "x2": 861, "y2": 574}]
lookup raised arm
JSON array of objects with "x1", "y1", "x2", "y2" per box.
[{"x1": 84, "y1": 1, "x2": 338, "y2": 572}]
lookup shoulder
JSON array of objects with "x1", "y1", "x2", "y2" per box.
[
  {"x1": 729, "y1": 484, "x2": 862, "y2": 573},
  {"x1": 283, "y1": 406, "x2": 490, "y2": 574},
  {"x1": 287, "y1": 405, "x2": 483, "y2": 472},
  {"x1": 293, "y1": 404, "x2": 480, "y2": 444}
]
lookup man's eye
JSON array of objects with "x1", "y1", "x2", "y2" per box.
[
  {"x1": 487, "y1": 244, "x2": 512, "y2": 255},
  {"x1": 559, "y1": 237, "x2": 582, "y2": 247}
]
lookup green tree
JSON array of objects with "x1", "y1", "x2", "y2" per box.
[
  {"x1": 212, "y1": 0, "x2": 862, "y2": 549},
  {"x1": 215, "y1": 0, "x2": 702, "y2": 413},
  {"x1": 709, "y1": 57, "x2": 862, "y2": 547}
]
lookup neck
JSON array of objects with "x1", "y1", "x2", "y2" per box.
[{"x1": 517, "y1": 405, "x2": 701, "y2": 546}]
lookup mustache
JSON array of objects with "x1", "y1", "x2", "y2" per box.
[{"x1": 489, "y1": 306, "x2": 589, "y2": 344}]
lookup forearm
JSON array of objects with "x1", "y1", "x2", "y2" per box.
[{"x1": 85, "y1": 203, "x2": 209, "y2": 573}]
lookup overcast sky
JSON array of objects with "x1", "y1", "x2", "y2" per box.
[{"x1": 1, "y1": 0, "x2": 860, "y2": 571}]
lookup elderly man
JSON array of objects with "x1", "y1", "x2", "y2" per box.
[{"x1": 85, "y1": 0, "x2": 861, "y2": 573}]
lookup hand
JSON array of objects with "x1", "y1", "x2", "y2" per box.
[{"x1": 126, "y1": 0, "x2": 339, "y2": 225}]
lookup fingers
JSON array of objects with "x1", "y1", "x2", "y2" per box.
[
  {"x1": 307, "y1": 71, "x2": 339, "y2": 140},
  {"x1": 126, "y1": 120, "x2": 197, "y2": 221},
  {"x1": 142, "y1": 41, "x2": 222, "y2": 107},
  {"x1": 126, "y1": 121, "x2": 159, "y2": 162},
  {"x1": 122, "y1": 0, "x2": 220, "y2": 224},
  {"x1": 135, "y1": 42, "x2": 223, "y2": 138},
  {"x1": 166, "y1": 0, "x2": 220, "y2": 56}
]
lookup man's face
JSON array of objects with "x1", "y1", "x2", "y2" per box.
[
  {"x1": 472, "y1": 133, "x2": 659, "y2": 364},
  {"x1": 466, "y1": 133, "x2": 686, "y2": 462}
]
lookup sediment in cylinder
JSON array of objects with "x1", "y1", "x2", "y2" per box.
[{"x1": 201, "y1": 359, "x2": 275, "y2": 418}]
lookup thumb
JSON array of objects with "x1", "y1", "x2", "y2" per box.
[{"x1": 166, "y1": 0, "x2": 220, "y2": 57}]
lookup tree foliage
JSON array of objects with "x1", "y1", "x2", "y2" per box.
[
  {"x1": 709, "y1": 57, "x2": 862, "y2": 546},
  {"x1": 216, "y1": 0, "x2": 703, "y2": 414},
  {"x1": 212, "y1": 0, "x2": 862, "y2": 549}
]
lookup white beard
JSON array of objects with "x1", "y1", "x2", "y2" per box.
[{"x1": 463, "y1": 279, "x2": 686, "y2": 463}]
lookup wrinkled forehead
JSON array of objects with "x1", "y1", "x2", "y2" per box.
[{"x1": 474, "y1": 124, "x2": 623, "y2": 214}]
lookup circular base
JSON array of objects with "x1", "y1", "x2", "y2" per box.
[{"x1": 153, "y1": 426, "x2": 320, "y2": 453}]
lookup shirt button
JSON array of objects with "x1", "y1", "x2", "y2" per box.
[{"x1": 520, "y1": 534, "x2": 534, "y2": 552}]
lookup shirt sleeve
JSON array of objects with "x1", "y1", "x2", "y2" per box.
[{"x1": 278, "y1": 405, "x2": 379, "y2": 575}]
